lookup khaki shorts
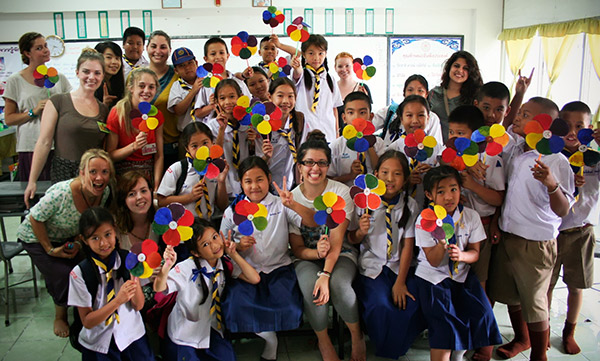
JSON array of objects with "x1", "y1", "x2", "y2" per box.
[
  {"x1": 550, "y1": 226, "x2": 595, "y2": 290},
  {"x1": 488, "y1": 232, "x2": 557, "y2": 323},
  {"x1": 471, "y1": 222, "x2": 492, "y2": 283}
]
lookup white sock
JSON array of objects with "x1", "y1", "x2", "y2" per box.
[
  {"x1": 450, "y1": 350, "x2": 466, "y2": 361},
  {"x1": 256, "y1": 331, "x2": 278, "y2": 360}
]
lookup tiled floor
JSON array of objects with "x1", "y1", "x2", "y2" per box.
[{"x1": 1, "y1": 215, "x2": 599, "y2": 360}]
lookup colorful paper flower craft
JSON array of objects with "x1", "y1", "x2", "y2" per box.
[
  {"x1": 286, "y1": 17, "x2": 311, "y2": 42},
  {"x1": 342, "y1": 118, "x2": 377, "y2": 153},
  {"x1": 196, "y1": 63, "x2": 224, "y2": 88},
  {"x1": 233, "y1": 200, "x2": 268, "y2": 236},
  {"x1": 152, "y1": 203, "x2": 194, "y2": 247},
  {"x1": 441, "y1": 137, "x2": 479, "y2": 171},
  {"x1": 349, "y1": 174, "x2": 386, "y2": 211},
  {"x1": 524, "y1": 114, "x2": 569, "y2": 155},
  {"x1": 314, "y1": 192, "x2": 347, "y2": 229},
  {"x1": 33, "y1": 65, "x2": 59, "y2": 88},
  {"x1": 404, "y1": 129, "x2": 437, "y2": 162},
  {"x1": 262, "y1": 6, "x2": 285, "y2": 28},
  {"x1": 130, "y1": 101, "x2": 160, "y2": 132},
  {"x1": 353, "y1": 56, "x2": 376, "y2": 81},
  {"x1": 268, "y1": 57, "x2": 292, "y2": 80},
  {"x1": 251, "y1": 101, "x2": 283, "y2": 134},
  {"x1": 125, "y1": 239, "x2": 162, "y2": 278},
  {"x1": 232, "y1": 95, "x2": 254, "y2": 126},
  {"x1": 471, "y1": 124, "x2": 510, "y2": 156},
  {"x1": 420, "y1": 205, "x2": 455, "y2": 242},
  {"x1": 189, "y1": 145, "x2": 227, "y2": 179},
  {"x1": 568, "y1": 128, "x2": 600, "y2": 168},
  {"x1": 231, "y1": 31, "x2": 258, "y2": 60}
]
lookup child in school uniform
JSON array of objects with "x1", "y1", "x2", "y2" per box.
[
  {"x1": 415, "y1": 165, "x2": 501, "y2": 361},
  {"x1": 376, "y1": 74, "x2": 443, "y2": 145},
  {"x1": 257, "y1": 77, "x2": 304, "y2": 190},
  {"x1": 220, "y1": 156, "x2": 315, "y2": 361},
  {"x1": 547, "y1": 101, "x2": 600, "y2": 355},
  {"x1": 327, "y1": 91, "x2": 386, "y2": 187},
  {"x1": 168, "y1": 48, "x2": 202, "y2": 132},
  {"x1": 157, "y1": 122, "x2": 229, "y2": 219},
  {"x1": 349, "y1": 150, "x2": 426, "y2": 359},
  {"x1": 69, "y1": 207, "x2": 154, "y2": 360},
  {"x1": 193, "y1": 37, "x2": 251, "y2": 122},
  {"x1": 488, "y1": 97, "x2": 575, "y2": 361},
  {"x1": 154, "y1": 217, "x2": 260, "y2": 361},
  {"x1": 245, "y1": 66, "x2": 270, "y2": 102},
  {"x1": 291, "y1": 34, "x2": 343, "y2": 143}
]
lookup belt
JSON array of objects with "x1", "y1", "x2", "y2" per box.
[{"x1": 560, "y1": 224, "x2": 592, "y2": 234}]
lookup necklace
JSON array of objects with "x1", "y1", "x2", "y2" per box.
[
  {"x1": 128, "y1": 227, "x2": 149, "y2": 241},
  {"x1": 80, "y1": 182, "x2": 94, "y2": 209}
]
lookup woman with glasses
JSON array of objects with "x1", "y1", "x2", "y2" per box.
[{"x1": 288, "y1": 131, "x2": 366, "y2": 361}]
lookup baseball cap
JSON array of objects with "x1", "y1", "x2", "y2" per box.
[{"x1": 172, "y1": 47, "x2": 195, "y2": 66}]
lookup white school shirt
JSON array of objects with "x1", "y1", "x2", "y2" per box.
[
  {"x1": 501, "y1": 129, "x2": 525, "y2": 177},
  {"x1": 375, "y1": 107, "x2": 444, "y2": 147},
  {"x1": 206, "y1": 118, "x2": 257, "y2": 196},
  {"x1": 166, "y1": 258, "x2": 226, "y2": 349},
  {"x1": 349, "y1": 194, "x2": 419, "y2": 279},
  {"x1": 560, "y1": 161, "x2": 600, "y2": 230},
  {"x1": 168, "y1": 78, "x2": 196, "y2": 132},
  {"x1": 68, "y1": 255, "x2": 146, "y2": 354},
  {"x1": 193, "y1": 71, "x2": 251, "y2": 123},
  {"x1": 122, "y1": 56, "x2": 149, "y2": 81},
  {"x1": 499, "y1": 151, "x2": 575, "y2": 240},
  {"x1": 327, "y1": 136, "x2": 386, "y2": 187},
  {"x1": 462, "y1": 153, "x2": 505, "y2": 217},
  {"x1": 293, "y1": 69, "x2": 343, "y2": 143},
  {"x1": 220, "y1": 193, "x2": 302, "y2": 274},
  {"x1": 289, "y1": 179, "x2": 358, "y2": 263},
  {"x1": 254, "y1": 116, "x2": 296, "y2": 191},
  {"x1": 157, "y1": 159, "x2": 219, "y2": 217},
  {"x1": 415, "y1": 206, "x2": 486, "y2": 285}
]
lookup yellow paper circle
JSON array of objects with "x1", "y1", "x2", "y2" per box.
[
  {"x1": 146, "y1": 117, "x2": 159, "y2": 130},
  {"x1": 178, "y1": 226, "x2": 193, "y2": 241},
  {"x1": 423, "y1": 136, "x2": 437, "y2": 148},
  {"x1": 373, "y1": 179, "x2": 386, "y2": 196},
  {"x1": 343, "y1": 125, "x2": 357, "y2": 139},
  {"x1": 196, "y1": 146, "x2": 210, "y2": 160},
  {"x1": 238, "y1": 95, "x2": 250, "y2": 108},
  {"x1": 210, "y1": 77, "x2": 221, "y2": 88},
  {"x1": 269, "y1": 63, "x2": 279, "y2": 73},
  {"x1": 489, "y1": 124, "x2": 505, "y2": 138},
  {"x1": 36, "y1": 65, "x2": 48, "y2": 75},
  {"x1": 463, "y1": 154, "x2": 479, "y2": 167},
  {"x1": 140, "y1": 262, "x2": 154, "y2": 279},
  {"x1": 290, "y1": 31, "x2": 301, "y2": 42},
  {"x1": 526, "y1": 133, "x2": 543, "y2": 150},
  {"x1": 323, "y1": 192, "x2": 337, "y2": 208},
  {"x1": 433, "y1": 205, "x2": 447, "y2": 220},
  {"x1": 255, "y1": 203, "x2": 268, "y2": 218}
]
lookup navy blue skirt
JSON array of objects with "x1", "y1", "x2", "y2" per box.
[
  {"x1": 354, "y1": 266, "x2": 426, "y2": 359},
  {"x1": 82, "y1": 334, "x2": 155, "y2": 361},
  {"x1": 222, "y1": 264, "x2": 303, "y2": 333},
  {"x1": 415, "y1": 271, "x2": 502, "y2": 350},
  {"x1": 163, "y1": 329, "x2": 235, "y2": 361}
]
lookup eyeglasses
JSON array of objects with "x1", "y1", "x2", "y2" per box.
[{"x1": 299, "y1": 160, "x2": 329, "y2": 168}]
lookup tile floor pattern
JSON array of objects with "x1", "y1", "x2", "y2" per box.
[{"x1": 1, "y1": 216, "x2": 599, "y2": 360}]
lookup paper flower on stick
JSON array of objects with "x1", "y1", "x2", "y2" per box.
[
  {"x1": 286, "y1": 17, "x2": 310, "y2": 42},
  {"x1": 471, "y1": 124, "x2": 510, "y2": 156},
  {"x1": 314, "y1": 192, "x2": 346, "y2": 229},
  {"x1": 349, "y1": 174, "x2": 386, "y2": 211},
  {"x1": 196, "y1": 63, "x2": 224, "y2": 88},
  {"x1": 568, "y1": 128, "x2": 600, "y2": 168},
  {"x1": 342, "y1": 118, "x2": 377, "y2": 152},
  {"x1": 33, "y1": 65, "x2": 59, "y2": 88},
  {"x1": 131, "y1": 102, "x2": 160, "y2": 132},
  {"x1": 442, "y1": 137, "x2": 479, "y2": 171},
  {"x1": 524, "y1": 114, "x2": 569, "y2": 155},
  {"x1": 125, "y1": 240, "x2": 162, "y2": 278},
  {"x1": 404, "y1": 129, "x2": 437, "y2": 162},
  {"x1": 189, "y1": 145, "x2": 227, "y2": 179},
  {"x1": 268, "y1": 57, "x2": 291, "y2": 80},
  {"x1": 231, "y1": 31, "x2": 258, "y2": 60},
  {"x1": 262, "y1": 6, "x2": 285, "y2": 28},
  {"x1": 251, "y1": 101, "x2": 283, "y2": 134},
  {"x1": 152, "y1": 203, "x2": 194, "y2": 247},
  {"x1": 353, "y1": 56, "x2": 376, "y2": 81},
  {"x1": 420, "y1": 205, "x2": 455, "y2": 242},
  {"x1": 232, "y1": 96, "x2": 254, "y2": 126},
  {"x1": 234, "y1": 200, "x2": 268, "y2": 236}
]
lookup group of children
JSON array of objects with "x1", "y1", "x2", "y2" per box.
[{"x1": 59, "y1": 28, "x2": 598, "y2": 361}]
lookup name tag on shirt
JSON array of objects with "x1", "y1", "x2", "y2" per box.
[{"x1": 142, "y1": 143, "x2": 157, "y2": 155}]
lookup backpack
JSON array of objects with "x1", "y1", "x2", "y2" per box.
[
  {"x1": 69, "y1": 249, "x2": 131, "y2": 352},
  {"x1": 380, "y1": 103, "x2": 399, "y2": 140},
  {"x1": 175, "y1": 158, "x2": 189, "y2": 196}
]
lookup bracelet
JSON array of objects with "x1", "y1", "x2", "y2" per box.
[
  {"x1": 47, "y1": 247, "x2": 55, "y2": 255},
  {"x1": 548, "y1": 183, "x2": 561, "y2": 195},
  {"x1": 317, "y1": 271, "x2": 331, "y2": 278},
  {"x1": 28, "y1": 109, "x2": 35, "y2": 118}
]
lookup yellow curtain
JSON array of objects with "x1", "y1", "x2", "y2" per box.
[
  {"x1": 541, "y1": 34, "x2": 578, "y2": 98},
  {"x1": 589, "y1": 34, "x2": 600, "y2": 127},
  {"x1": 504, "y1": 38, "x2": 534, "y2": 93}
]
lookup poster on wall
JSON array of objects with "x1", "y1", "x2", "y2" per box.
[
  {"x1": 0, "y1": 44, "x2": 25, "y2": 108},
  {"x1": 388, "y1": 36, "x2": 463, "y2": 105}
]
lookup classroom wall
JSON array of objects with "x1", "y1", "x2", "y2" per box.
[
  {"x1": 503, "y1": 0, "x2": 600, "y2": 29},
  {"x1": 0, "y1": 0, "x2": 505, "y2": 82}
]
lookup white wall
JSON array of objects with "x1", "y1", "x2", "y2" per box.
[
  {"x1": 0, "y1": 0, "x2": 505, "y2": 83},
  {"x1": 503, "y1": 0, "x2": 600, "y2": 29}
]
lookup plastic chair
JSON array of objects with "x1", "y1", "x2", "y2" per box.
[{"x1": 0, "y1": 241, "x2": 38, "y2": 326}]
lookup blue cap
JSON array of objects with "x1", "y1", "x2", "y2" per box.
[{"x1": 172, "y1": 47, "x2": 195, "y2": 66}]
